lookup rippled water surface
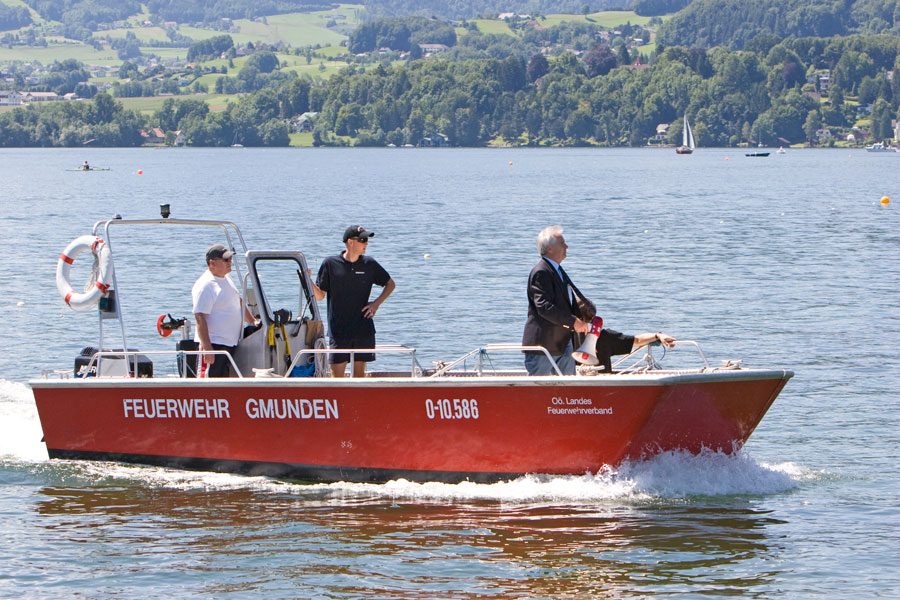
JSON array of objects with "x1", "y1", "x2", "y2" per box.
[{"x1": 1, "y1": 147, "x2": 898, "y2": 598}]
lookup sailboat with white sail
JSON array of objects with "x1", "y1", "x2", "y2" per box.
[{"x1": 676, "y1": 114, "x2": 695, "y2": 154}]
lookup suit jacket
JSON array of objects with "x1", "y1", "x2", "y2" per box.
[{"x1": 522, "y1": 258, "x2": 580, "y2": 355}]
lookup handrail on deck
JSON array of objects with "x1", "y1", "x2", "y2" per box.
[
  {"x1": 608, "y1": 339, "x2": 709, "y2": 374},
  {"x1": 92, "y1": 218, "x2": 247, "y2": 251},
  {"x1": 431, "y1": 344, "x2": 563, "y2": 377},
  {"x1": 287, "y1": 344, "x2": 424, "y2": 377},
  {"x1": 87, "y1": 218, "x2": 250, "y2": 380}
]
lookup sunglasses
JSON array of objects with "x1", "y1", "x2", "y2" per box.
[{"x1": 353, "y1": 237, "x2": 369, "y2": 243}]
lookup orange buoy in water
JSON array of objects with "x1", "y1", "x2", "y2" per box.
[
  {"x1": 881, "y1": 196, "x2": 890, "y2": 205},
  {"x1": 137, "y1": 170, "x2": 143, "y2": 175}
]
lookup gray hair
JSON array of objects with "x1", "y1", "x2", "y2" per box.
[{"x1": 536, "y1": 225, "x2": 563, "y2": 256}]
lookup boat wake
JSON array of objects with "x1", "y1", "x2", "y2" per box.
[
  {"x1": 0, "y1": 379, "x2": 47, "y2": 463},
  {"x1": 2, "y1": 378, "x2": 810, "y2": 502},
  {"x1": 328, "y1": 451, "x2": 809, "y2": 502}
]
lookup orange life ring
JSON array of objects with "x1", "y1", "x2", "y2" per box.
[{"x1": 157, "y1": 314, "x2": 172, "y2": 337}]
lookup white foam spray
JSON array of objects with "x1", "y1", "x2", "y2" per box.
[
  {"x1": 55, "y1": 450, "x2": 810, "y2": 505},
  {"x1": 322, "y1": 450, "x2": 808, "y2": 503},
  {"x1": 2, "y1": 377, "x2": 811, "y2": 502},
  {"x1": 0, "y1": 379, "x2": 49, "y2": 463}
]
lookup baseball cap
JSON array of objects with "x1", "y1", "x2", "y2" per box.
[
  {"x1": 343, "y1": 225, "x2": 375, "y2": 242},
  {"x1": 206, "y1": 243, "x2": 235, "y2": 262}
]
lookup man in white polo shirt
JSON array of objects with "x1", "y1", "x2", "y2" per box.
[{"x1": 192, "y1": 243, "x2": 258, "y2": 377}]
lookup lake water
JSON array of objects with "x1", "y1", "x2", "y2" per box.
[{"x1": 1, "y1": 147, "x2": 898, "y2": 598}]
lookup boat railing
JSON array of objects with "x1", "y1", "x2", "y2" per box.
[
  {"x1": 604, "y1": 340, "x2": 710, "y2": 374},
  {"x1": 288, "y1": 344, "x2": 424, "y2": 377},
  {"x1": 77, "y1": 349, "x2": 244, "y2": 379},
  {"x1": 430, "y1": 344, "x2": 561, "y2": 377},
  {"x1": 88, "y1": 217, "x2": 251, "y2": 377}
]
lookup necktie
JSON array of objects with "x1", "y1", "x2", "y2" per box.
[{"x1": 558, "y1": 266, "x2": 574, "y2": 305}]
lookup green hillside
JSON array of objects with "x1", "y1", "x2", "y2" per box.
[
  {"x1": 0, "y1": 3, "x2": 363, "y2": 64},
  {"x1": 658, "y1": 0, "x2": 900, "y2": 48}
]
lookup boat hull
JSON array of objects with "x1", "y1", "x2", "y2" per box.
[{"x1": 31, "y1": 370, "x2": 791, "y2": 483}]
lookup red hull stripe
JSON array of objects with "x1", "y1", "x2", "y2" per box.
[
  {"x1": 45, "y1": 448, "x2": 521, "y2": 484},
  {"x1": 60, "y1": 254, "x2": 75, "y2": 264}
]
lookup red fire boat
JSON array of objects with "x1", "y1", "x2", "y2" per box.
[{"x1": 30, "y1": 213, "x2": 792, "y2": 484}]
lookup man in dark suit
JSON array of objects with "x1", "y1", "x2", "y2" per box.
[{"x1": 522, "y1": 226, "x2": 589, "y2": 375}]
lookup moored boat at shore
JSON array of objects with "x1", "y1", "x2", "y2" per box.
[
  {"x1": 865, "y1": 142, "x2": 898, "y2": 152},
  {"x1": 30, "y1": 213, "x2": 793, "y2": 484}
]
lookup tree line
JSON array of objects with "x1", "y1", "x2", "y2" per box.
[
  {"x1": 0, "y1": 4, "x2": 32, "y2": 31},
  {"x1": 3, "y1": 32, "x2": 900, "y2": 148},
  {"x1": 144, "y1": 0, "x2": 336, "y2": 24},
  {"x1": 657, "y1": 0, "x2": 900, "y2": 49},
  {"x1": 307, "y1": 33, "x2": 900, "y2": 147},
  {"x1": 360, "y1": 0, "x2": 635, "y2": 21},
  {"x1": 0, "y1": 89, "x2": 295, "y2": 147},
  {"x1": 348, "y1": 16, "x2": 458, "y2": 53}
]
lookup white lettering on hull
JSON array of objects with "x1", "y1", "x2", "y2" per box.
[
  {"x1": 547, "y1": 406, "x2": 613, "y2": 415},
  {"x1": 122, "y1": 398, "x2": 231, "y2": 419},
  {"x1": 547, "y1": 396, "x2": 612, "y2": 416},
  {"x1": 245, "y1": 398, "x2": 339, "y2": 420}
]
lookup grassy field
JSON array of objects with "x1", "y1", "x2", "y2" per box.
[
  {"x1": 316, "y1": 45, "x2": 350, "y2": 58},
  {"x1": 191, "y1": 50, "x2": 349, "y2": 79},
  {"x1": 122, "y1": 5, "x2": 153, "y2": 27},
  {"x1": 466, "y1": 11, "x2": 655, "y2": 37},
  {"x1": 115, "y1": 92, "x2": 245, "y2": 115},
  {"x1": 193, "y1": 72, "x2": 223, "y2": 88},
  {"x1": 144, "y1": 47, "x2": 191, "y2": 61},
  {"x1": 468, "y1": 20, "x2": 513, "y2": 36},
  {"x1": 637, "y1": 42, "x2": 655, "y2": 58},
  {"x1": 289, "y1": 132, "x2": 314, "y2": 147},
  {"x1": 115, "y1": 95, "x2": 179, "y2": 115},
  {"x1": 543, "y1": 11, "x2": 655, "y2": 28},
  {"x1": 0, "y1": 42, "x2": 120, "y2": 64},
  {"x1": 89, "y1": 4, "x2": 361, "y2": 50},
  {"x1": 281, "y1": 62, "x2": 346, "y2": 79},
  {"x1": 94, "y1": 26, "x2": 170, "y2": 43},
  {"x1": 228, "y1": 10, "x2": 356, "y2": 47}
]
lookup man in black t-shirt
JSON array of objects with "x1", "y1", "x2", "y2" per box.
[{"x1": 311, "y1": 225, "x2": 396, "y2": 377}]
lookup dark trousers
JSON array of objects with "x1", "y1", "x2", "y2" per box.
[{"x1": 197, "y1": 343, "x2": 236, "y2": 378}]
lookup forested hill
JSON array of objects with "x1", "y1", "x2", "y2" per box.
[
  {"x1": 22, "y1": 0, "x2": 337, "y2": 21},
  {"x1": 658, "y1": 0, "x2": 900, "y2": 49},
  {"x1": 360, "y1": 0, "x2": 635, "y2": 20},
  {"x1": 18, "y1": 0, "x2": 338, "y2": 39},
  {"x1": 14, "y1": 0, "x2": 638, "y2": 28}
]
